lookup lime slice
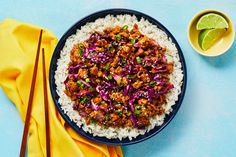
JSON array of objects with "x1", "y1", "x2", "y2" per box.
[
  {"x1": 196, "y1": 13, "x2": 229, "y2": 30},
  {"x1": 199, "y1": 28, "x2": 226, "y2": 50}
]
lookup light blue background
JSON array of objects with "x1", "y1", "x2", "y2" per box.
[{"x1": 0, "y1": 0, "x2": 236, "y2": 157}]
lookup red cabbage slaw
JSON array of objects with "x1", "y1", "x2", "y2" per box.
[{"x1": 64, "y1": 24, "x2": 174, "y2": 129}]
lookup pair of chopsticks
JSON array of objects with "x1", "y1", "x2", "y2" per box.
[{"x1": 19, "y1": 30, "x2": 51, "y2": 157}]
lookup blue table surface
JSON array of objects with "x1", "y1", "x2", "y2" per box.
[{"x1": 1, "y1": 0, "x2": 236, "y2": 157}]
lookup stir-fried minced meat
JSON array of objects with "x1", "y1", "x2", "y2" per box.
[{"x1": 64, "y1": 24, "x2": 174, "y2": 129}]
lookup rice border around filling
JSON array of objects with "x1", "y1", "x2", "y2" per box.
[{"x1": 55, "y1": 14, "x2": 184, "y2": 140}]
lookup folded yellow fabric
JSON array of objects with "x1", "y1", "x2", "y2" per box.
[{"x1": 0, "y1": 19, "x2": 123, "y2": 157}]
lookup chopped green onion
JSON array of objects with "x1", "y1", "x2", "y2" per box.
[
  {"x1": 89, "y1": 87, "x2": 95, "y2": 91},
  {"x1": 104, "y1": 125, "x2": 109, "y2": 129},
  {"x1": 77, "y1": 80, "x2": 84, "y2": 87},
  {"x1": 108, "y1": 45, "x2": 114, "y2": 51},
  {"x1": 105, "y1": 64, "x2": 110, "y2": 71},
  {"x1": 123, "y1": 25, "x2": 128, "y2": 30},
  {"x1": 79, "y1": 43, "x2": 84, "y2": 49},
  {"x1": 121, "y1": 58, "x2": 126, "y2": 64},
  {"x1": 127, "y1": 112, "x2": 132, "y2": 116},
  {"x1": 108, "y1": 75, "x2": 113, "y2": 80},
  {"x1": 135, "y1": 110, "x2": 141, "y2": 115},
  {"x1": 135, "y1": 106, "x2": 141, "y2": 110},
  {"x1": 130, "y1": 39, "x2": 136, "y2": 44},
  {"x1": 85, "y1": 78, "x2": 90, "y2": 83},
  {"x1": 116, "y1": 34, "x2": 121, "y2": 40},
  {"x1": 113, "y1": 87, "x2": 118, "y2": 92},
  {"x1": 119, "y1": 81, "x2": 123, "y2": 87},
  {"x1": 91, "y1": 119, "x2": 97, "y2": 124},
  {"x1": 101, "y1": 101, "x2": 106, "y2": 105},
  {"x1": 150, "y1": 81, "x2": 156, "y2": 87},
  {"x1": 78, "y1": 49, "x2": 84, "y2": 56},
  {"x1": 105, "y1": 114, "x2": 110, "y2": 121},
  {"x1": 81, "y1": 96, "x2": 89, "y2": 104},
  {"x1": 136, "y1": 56, "x2": 142, "y2": 64},
  {"x1": 115, "y1": 110, "x2": 123, "y2": 116},
  {"x1": 127, "y1": 75, "x2": 135, "y2": 79},
  {"x1": 135, "y1": 106, "x2": 141, "y2": 115},
  {"x1": 115, "y1": 110, "x2": 120, "y2": 113}
]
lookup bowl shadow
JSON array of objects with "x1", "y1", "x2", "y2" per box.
[
  {"x1": 122, "y1": 116, "x2": 183, "y2": 156},
  {"x1": 199, "y1": 40, "x2": 236, "y2": 68},
  {"x1": 122, "y1": 99, "x2": 190, "y2": 157}
]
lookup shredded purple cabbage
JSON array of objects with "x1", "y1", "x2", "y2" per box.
[
  {"x1": 91, "y1": 100, "x2": 100, "y2": 111},
  {"x1": 153, "y1": 74, "x2": 160, "y2": 80},
  {"x1": 129, "y1": 115, "x2": 137, "y2": 127},
  {"x1": 88, "y1": 44, "x2": 96, "y2": 52},
  {"x1": 79, "y1": 79, "x2": 91, "y2": 87},
  {"x1": 112, "y1": 74, "x2": 121, "y2": 85},
  {"x1": 74, "y1": 90, "x2": 93, "y2": 97},
  {"x1": 128, "y1": 99, "x2": 135, "y2": 112},
  {"x1": 64, "y1": 24, "x2": 175, "y2": 129},
  {"x1": 100, "y1": 91, "x2": 109, "y2": 101},
  {"x1": 133, "y1": 43, "x2": 141, "y2": 48},
  {"x1": 68, "y1": 64, "x2": 83, "y2": 74},
  {"x1": 123, "y1": 84, "x2": 130, "y2": 96},
  {"x1": 84, "y1": 103, "x2": 90, "y2": 108}
]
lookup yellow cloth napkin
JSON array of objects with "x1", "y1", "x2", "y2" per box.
[{"x1": 0, "y1": 19, "x2": 123, "y2": 157}]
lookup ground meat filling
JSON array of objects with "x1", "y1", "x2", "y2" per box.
[{"x1": 64, "y1": 24, "x2": 174, "y2": 129}]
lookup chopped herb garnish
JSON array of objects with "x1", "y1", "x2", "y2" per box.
[
  {"x1": 78, "y1": 49, "x2": 84, "y2": 56},
  {"x1": 89, "y1": 87, "x2": 95, "y2": 91},
  {"x1": 85, "y1": 78, "x2": 90, "y2": 83},
  {"x1": 127, "y1": 75, "x2": 135, "y2": 79},
  {"x1": 79, "y1": 43, "x2": 84, "y2": 49},
  {"x1": 122, "y1": 25, "x2": 128, "y2": 30},
  {"x1": 121, "y1": 58, "x2": 126, "y2": 64},
  {"x1": 127, "y1": 112, "x2": 132, "y2": 116},
  {"x1": 108, "y1": 45, "x2": 114, "y2": 51},
  {"x1": 91, "y1": 119, "x2": 97, "y2": 125},
  {"x1": 101, "y1": 101, "x2": 106, "y2": 105},
  {"x1": 77, "y1": 80, "x2": 84, "y2": 87},
  {"x1": 118, "y1": 42, "x2": 123, "y2": 46},
  {"x1": 108, "y1": 75, "x2": 113, "y2": 80},
  {"x1": 105, "y1": 114, "x2": 110, "y2": 121},
  {"x1": 119, "y1": 81, "x2": 123, "y2": 87},
  {"x1": 136, "y1": 56, "x2": 142, "y2": 64},
  {"x1": 115, "y1": 110, "x2": 123, "y2": 116},
  {"x1": 116, "y1": 34, "x2": 121, "y2": 40},
  {"x1": 104, "y1": 125, "x2": 109, "y2": 129},
  {"x1": 130, "y1": 39, "x2": 136, "y2": 44},
  {"x1": 105, "y1": 63, "x2": 110, "y2": 71},
  {"x1": 135, "y1": 106, "x2": 141, "y2": 115},
  {"x1": 113, "y1": 87, "x2": 118, "y2": 92},
  {"x1": 81, "y1": 96, "x2": 89, "y2": 104},
  {"x1": 150, "y1": 81, "x2": 156, "y2": 87}
]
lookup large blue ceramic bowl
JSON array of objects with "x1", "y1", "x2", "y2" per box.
[{"x1": 49, "y1": 9, "x2": 187, "y2": 146}]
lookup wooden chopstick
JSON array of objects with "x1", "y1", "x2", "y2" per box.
[
  {"x1": 19, "y1": 29, "x2": 43, "y2": 157},
  {"x1": 42, "y1": 48, "x2": 51, "y2": 157}
]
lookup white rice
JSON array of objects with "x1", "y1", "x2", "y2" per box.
[{"x1": 55, "y1": 14, "x2": 183, "y2": 140}]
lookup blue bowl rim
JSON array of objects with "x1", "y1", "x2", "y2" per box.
[{"x1": 49, "y1": 8, "x2": 187, "y2": 146}]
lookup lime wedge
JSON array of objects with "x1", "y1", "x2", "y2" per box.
[
  {"x1": 199, "y1": 28, "x2": 226, "y2": 50},
  {"x1": 196, "y1": 13, "x2": 229, "y2": 30}
]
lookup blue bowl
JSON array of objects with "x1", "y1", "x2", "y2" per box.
[{"x1": 49, "y1": 8, "x2": 187, "y2": 146}]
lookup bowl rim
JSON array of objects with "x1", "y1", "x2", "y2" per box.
[
  {"x1": 49, "y1": 8, "x2": 187, "y2": 146},
  {"x1": 187, "y1": 9, "x2": 235, "y2": 57}
]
